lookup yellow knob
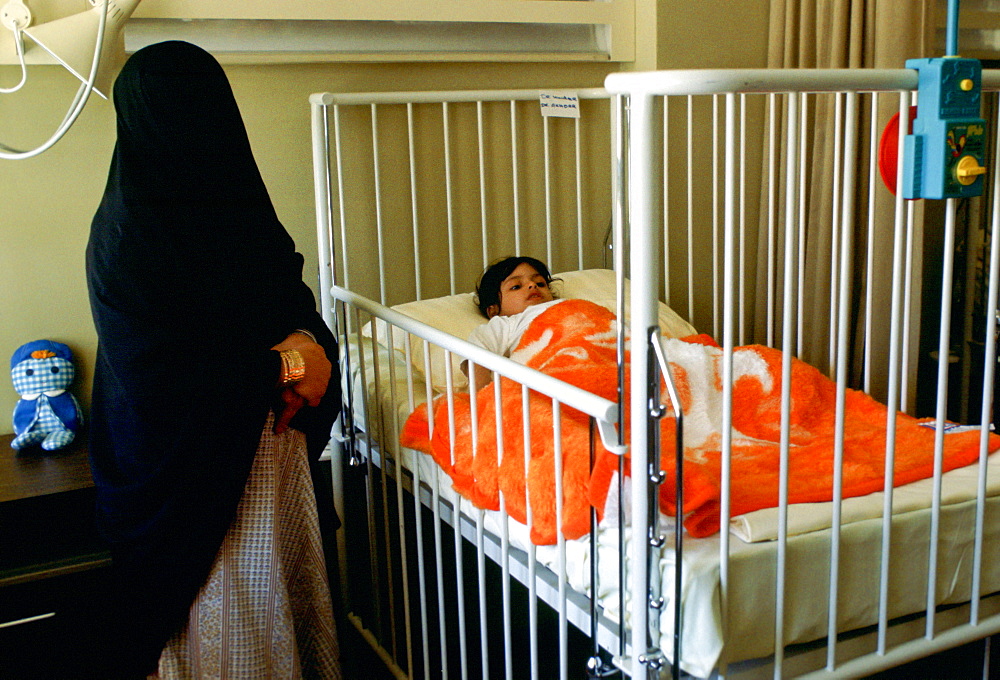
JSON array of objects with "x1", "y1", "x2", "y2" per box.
[
  {"x1": 960, "y1": 79, "x2": 975, "y2": 91},
  {"x1": 955, "y1": 155, "x2": 986, "y2": 185}
]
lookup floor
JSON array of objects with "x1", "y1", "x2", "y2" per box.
[
  {"x1": 335, "y1": 629, "x2": 999, "y2": 680},
  {"x1": 867, "y1": 636, "x2": 998, "y2": 679}
]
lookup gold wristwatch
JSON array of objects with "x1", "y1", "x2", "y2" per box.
[{"x1": 278, "y1": 349, "x2": 306, "y2": 387}]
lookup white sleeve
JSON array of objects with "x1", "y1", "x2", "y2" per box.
[{"x1": 467, "y1": 319, "x2": 514, "y2": 357}]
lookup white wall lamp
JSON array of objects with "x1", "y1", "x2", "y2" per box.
[{"x1": 0, "y1": 0, "x2": 140, "y2": 159}]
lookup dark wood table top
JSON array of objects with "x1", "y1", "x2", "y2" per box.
[{"x1": 0, "y1": 433, "x2": 93, "y2": 504}]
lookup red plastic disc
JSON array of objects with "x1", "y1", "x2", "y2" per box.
[{"x1": 878, "y1": 105, "x2": 918, "y2": 196}]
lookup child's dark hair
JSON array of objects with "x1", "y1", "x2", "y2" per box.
[{"x1": 474, "y1": 256, "x2": 557, "y2": 318}]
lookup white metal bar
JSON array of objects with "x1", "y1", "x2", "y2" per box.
[
  {"x1": 738, "y1": 92, "x2": 747, "y2": 346},
  {"x1": 863, "y1": 92, "x2": 879, "y2": 394},
  {"x1": 663, "y1": 96, "x2": 671, "y2": 306},
  {"x1": 720, "y1": 91, "x2": 737, "y2": 676},
  {"x1": 384, "y1": 327, "x2": 415, "y2": 676},
  {"x1": 521, "y1": 382, "x2": 539, "y2": 680},
  {"x1": 971, "y1": 109, "x2": 1000, "y2": 625},
  {"x1": 311, "y1": 103, "x2": 354, "y2": 614},
  {"x1": 443, "y1": 101, "x2": 457, "y2": 295},
  {"x1": 877, "y1": 90, "x2": 911, "y2": 653},
  {"x1": 369, "y1": 321, "x2": 398, "y2": 658},
  {"x1": 925, "y1": 199, "x2": 958, "y2": 638},
  {"x1": 333, "y1": 104, "x2": 351, "y2": 290},
  {"x1": 612, "y1": 94, "x2": 627, "y2": 666},
  {"x1": 423, "y1": 340, "x2": 434, "y2": 441},
  {"x1": 900, "y1": 92, "x2": 919, "y2": 411},
  {"x1": 466, "y1": 360, "x2": 489, "y2": 680},
  {"x1": 442, "y1": 357, "x2": 470, "y2": 679},
  {"x1": 686, "y1": 95, "x2": 695, "y2": 322},
  {"x1": 544, "y1": 115, "x2": 554, "y2": 267},
  {"x1": 406, "y1": 103, "x2": 423, "y2": 301},
  {"x1": 476, "y1": 507, "x2": 489, "y2": 680},
  {"x1": 796, "y1": 95, "x2": 808, "y2": 358},
  {"x1": 511, "y1": 100, "x2": 522, "y2": 257},
  {"x1": 604, "y1": 68, "x2": 1000, "y2": 98},
  {"x1": 371, "y1": 104, "x2": 389, "y2": 305},
  {"x1": 493, "y1": 380, "x2": 512, "y2": 680},
  {"x1": 407, "y1": 338, "x2": 431, "y2": 680},
  {"x1": 712, "y1": 94, "x2": 721, "y2": 341},
  {"x1": 773, "y1": 90, "x2": 801, "y2": 675},
  {"x1": 417, "y1": 338, "x2": 440, "y2": 676},
  {"x1": 553, "y1": 400, "x2": 568, "y2": 680},
  {"x1": 828, "y1": 92, "x2": 843, "y2": 374},
  {"x1": 575, "y1": 116, "x2": 584, "y2": 271},
  {"x1": 478, "y1": 100, "x2": 489, "y2": 269},
  {"x1": 766, "y1": 93, "x2": 777, "y2": 347},
  {"x1": 826, "y1": 90, "x2": 858, "y2": 671},
  {"x1": 353, "y1": 308, "x2": 384, "y2": 642},
  {"x1": 901, "y1": 200, "x2": 917, "y2": 412},
  {"x1": 501, "y1": 498, "x2": 513, "y2": 680},
  {"x1": 313, "y1": 88, "x2": 612, "y2": 107},
  {"x1": 432, "y1": 461, "x2": 449, "y2": 680},
  {"x1": 626, "y1": 91, "x2": 658, "y2": 679},
  {"x1": 311, "y1": 101, "x2": 335, "y2": 327}
]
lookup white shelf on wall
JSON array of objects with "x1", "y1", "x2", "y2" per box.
[{"x1": 128, "y1": 0, "x2": 635, "y2": 62}]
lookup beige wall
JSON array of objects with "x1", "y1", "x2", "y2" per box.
[
  {"x1": 0, "y1": 2, "x2": 770, "y2": 435},
  {"x1": 657, "y1": 0, "x2": 770, "y2": 69}
]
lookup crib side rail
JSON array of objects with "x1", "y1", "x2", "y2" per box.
[
  {"x1": 332, "y1": 284, "x2": 619, "y2": 427},
  {"x1": 310, "y1": 88, "x2": 618, "y2": 311},
  {"x1": 311, "y1": 83, "x2": 639, "y2": 680},
  {"x1": 329, "y1": 283, "x2": 631, "y2": 680},
  {"x1": 605, "y1": 67, "x2": 1000, "y2": 97},
  {"x1": 609, "y1": 67, "x2": 1000, "y2": 679}
]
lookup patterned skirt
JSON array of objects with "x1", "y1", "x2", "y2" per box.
[{"x1": 156, "y1": 413, "x2": 341, "y2": 679}]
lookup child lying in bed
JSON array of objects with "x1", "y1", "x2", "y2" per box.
[{"x1": 463, "y1": 256, "x2": 561, "y2": 388}]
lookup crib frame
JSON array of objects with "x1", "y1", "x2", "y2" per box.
[
  {"x1": 312, "y1": 69, "x2": 1000, "y2": 679},
  {"x1": 312, "y1": 88, "x2": 636, "y2": 680},
  {"x1": 605, "y1": 67, "x2": 1000, "y2": 679}
]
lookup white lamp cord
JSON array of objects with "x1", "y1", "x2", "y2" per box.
[
  {"x1": 0, "y1": 24, "x2": 28, "y2": 93},
  {"x1": 0, "y1": 0, "x2": 109, "y2": 160}
]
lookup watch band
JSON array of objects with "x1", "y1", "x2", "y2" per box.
[{"x1": 279, "y1": 348, "x2": 306, "y2": 387}]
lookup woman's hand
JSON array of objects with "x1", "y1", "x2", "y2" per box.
[{"x1": 272, "y1": 331, "x2": 332, "y2": 433}]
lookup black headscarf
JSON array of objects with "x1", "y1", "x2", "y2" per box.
[{"x1": 86, "y1": 41, "x2": 339, "y2": 676}]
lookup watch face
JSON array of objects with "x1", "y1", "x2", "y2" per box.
[{"x1": 280, "y1": 349, "x2": 306, "y2": 386}]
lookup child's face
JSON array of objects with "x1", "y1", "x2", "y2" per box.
[{"x1": 490, "y1": 262, "x2": 554, "y2": 318}]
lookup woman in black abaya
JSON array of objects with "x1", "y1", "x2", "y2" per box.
[{"x1": 86, "y1": 41, "x2": 341, "y2": 678}]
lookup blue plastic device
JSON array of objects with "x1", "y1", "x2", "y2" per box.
[{"x1": 902, "y1": 56, "x2": 987, "y2": 200}]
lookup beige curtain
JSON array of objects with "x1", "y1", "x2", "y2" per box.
[
  {"x1": 758, "y1": 0, "x2": 936, "y2": 404},
  {"x1": 769, "y1": 1, "x2": 935, "y2": 70}
]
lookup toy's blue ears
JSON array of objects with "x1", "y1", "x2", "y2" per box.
[{"x1": 10, "y1": 339, "x2": 73, "y2": 369}]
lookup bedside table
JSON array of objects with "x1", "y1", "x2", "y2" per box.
[{"x1": 0, "y1": 433, "x2": 113, "y2": 679}]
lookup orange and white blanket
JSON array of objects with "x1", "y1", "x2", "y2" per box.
[{"x1": 401, "y1": 299, "x2": 1000, "y2": 545}]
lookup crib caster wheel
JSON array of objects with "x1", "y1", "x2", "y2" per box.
[{"x1": 586, "y1": 655, "x2": 620, "y2": 678}]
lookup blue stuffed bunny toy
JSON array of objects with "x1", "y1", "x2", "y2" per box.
[{"x1": 10, "y1": 339, "x2": 83, "y2": 451}]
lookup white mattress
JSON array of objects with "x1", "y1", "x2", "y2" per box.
[{"x1": 339, "y1": 323, "x2": 1000, "y2": 679}]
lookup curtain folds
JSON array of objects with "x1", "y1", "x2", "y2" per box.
[{"x1": 757, "y1": 0, "x2": 935, "y2": 406}]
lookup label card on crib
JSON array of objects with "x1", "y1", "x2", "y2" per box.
[{"x1": 539, "y1": 91, "x2": 580, "y2": 118}]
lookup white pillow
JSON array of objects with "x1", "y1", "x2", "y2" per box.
[
  {"x1": 361, "y1": 269, "x2": 697, "y2": 391},
  {"x1": 551, "y1": 269, "x2": 697, "y2": 340}
]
